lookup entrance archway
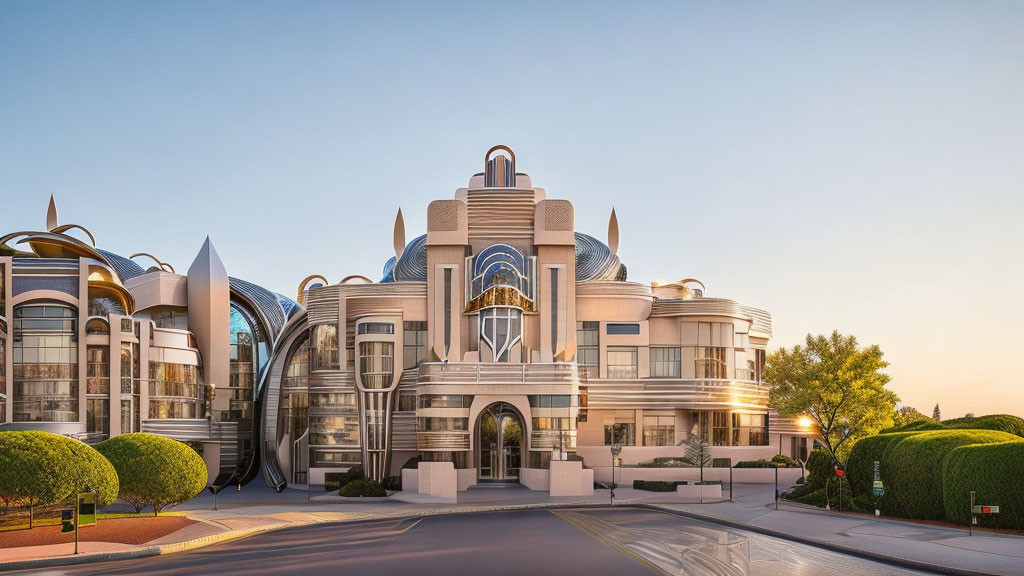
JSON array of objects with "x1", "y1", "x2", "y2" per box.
[{"x1": 477, "y1": 403, "x2": 523, "y2": 481}]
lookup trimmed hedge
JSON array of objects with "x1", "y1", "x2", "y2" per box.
[
  {"x1": 943, "y1": 441, "x2": 1024, "y2": 528},
  {"x1": 632, "y1": 480, "x2": 678, "y2": 492},
  {"x1": 734, "y1": 459, "x2": 773, "y2": 468},
  {"x1": 771, "y1": 454, "x2": 798, "y2": 467},
  {"x1": 881, "y1": 429, "x2": 1017, "y2": 520},
  {"x1": 0, "y1": 431, "x2": 118, "y2": 511},
  {"x1": 340, "y1": 478, "x2": 387, "y2": 497},
  {"x1": 846, "y1": 432, "x2": 917, "y2": 496},
  {"x1": 96, "y1": 433, "x2": 207, "y2": 514},
  {"x1": 944, "y1": 415, "x2": 1024, "y2": 438},
  {"x1": 382, "y1": 476, "x2": 402, "y2": 491},
  {"x1": 883, "y1": 414, "x2": 1024, "y2": 437}
]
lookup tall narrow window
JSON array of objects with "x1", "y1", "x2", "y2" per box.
[
  {"x1": 550, "y1": 268, "x2": 558, "y2": 356},
  {"x1": 576, "y1": 322, "x2": 599, "y2": 377},
  {"x1": 311, "y1": 324, "x2": 339, "y2": 370},
  {"x1": 403, "y1": 321, "x2": 428, "y2": 370},
  {"x1": 443, "y1": 269, "x2": 452, "y2": 357},
  {"x1": 12, "y1": 304, "x2": 78, "y2": 422},
  {"x1": 694, "y1": 347, "x2": 729, "y2": 379},
  {"x1": 358, "y1": 341, "x2": 394, "y2": 389}
]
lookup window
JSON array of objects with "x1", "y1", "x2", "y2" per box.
[
  {"x1": 479, "y1": 307, "x2": 522, "y2": 362},
  {"x1": 12, "y1": 304, "x2": 78, "y2": 423},
  {"x1": 604, "y1": 422, "x2": 635, "y2": 445},
  {"x1": 417, "y1": 394, "x2": 473, "y2": 409},
  {"x1": 643, "y1": 416, "x2": 675, "y2": 446},
  {"x1": 607, "y1": 347, "x2": 638, "y2": 379},
  {"x1": 86, "y1": 347, "x2": 110, "y2": 395},
  {"x1": 403, "y1": 321, "x2": 428, "y2": 370},
  {"x1": 311, "y1": 324, "x2": 339, "y2": 370},
  {"x1": 357, "y1": 322, "x2": 394, "y2": 335},
  {"x1": 358, "y1": 341, "x2": 394, "y2": 389},
  {"x1": 396, "y1": 390, "x2": 417, "y2": 411},
  {"x1": 694, "y1": 346, "x2": 729, "y2": 379},
  {"x1": 791, "y1": 436, "x2": 808, "y2": 461},
  {"x1": 86, "y1": 398, "x2": 109, "y2": 435},
  {"x1": 606, "y1": 323, "x2": 640, "y2": 335},
  {"x1": 153, "y1": 309, "x2": 187, "y2": 330},
  {"x1": 650, "y1": 347, "x2": 681, "y2": 378},
  {"x1": 417, "y1": 417, "x2": 469, "y2": 431},
  {"x1": 755, "y1": 349, "x2": 766, "y2": 382},
  {"x1": 148, "y1": 361, "x2": 204, "y2": 419},
  {"x1": 527, "y1": 395, "x2": 572, "y2": 408},
  {"x1": 576, "y1": 321, "x2": 599, "y2": 377},
  {"x1": 694, "y1": 410, "x2": 769, "y2": 446}
]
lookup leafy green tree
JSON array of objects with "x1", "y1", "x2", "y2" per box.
[
  {"x1": 765, "y1": 331, "x2": 898, "y2": 463},
  {"x1": 892, "y1": 405, "x2": 930, "y2": 429},
  {"x1": 96, "y1": 433, "x2": 207, "y2": 515},
  {"x1": 0, "y1": 431, "x2": 118, "y2": 527}
]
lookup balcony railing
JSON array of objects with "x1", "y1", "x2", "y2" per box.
[
  {"x1": 417, "y1": 362, "x2": 579, "y2": 386},
  {"x1": 584, "y1": 377, "x2": 769, "y2": 410}
]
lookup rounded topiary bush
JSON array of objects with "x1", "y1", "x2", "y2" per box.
[
  {"x1": 96, "y1": 433, "x2": 207, "y2": 514},
  {"x1": 0, "y1": 431, "x2": 118, "y2": 514},
  {"x1": 881, "y1": 429, "x2": 1017, "y2": 520},
  {"x1": 339, "y1": 478, "x2": 387, "y2": 497},
  {"x1": 942, "y1": 440, "x2": 1024, "y2": 529},
  {"x1": 846, "y1": 432, "x2": 917, "y2": 496},
  {"x1": 770, "y1": 454, "x2": 797, "y2": 467},
  {"x1": 881, "y1": 419, "x2": 944, "y2": 434}
]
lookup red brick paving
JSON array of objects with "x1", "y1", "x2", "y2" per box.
[{"x1": 0, "y1": 516, "x2": 196, "y2": 548}]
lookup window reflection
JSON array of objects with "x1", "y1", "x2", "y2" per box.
[{"x1": 13, "y1": 304, "x2": 78, "y2": 422}]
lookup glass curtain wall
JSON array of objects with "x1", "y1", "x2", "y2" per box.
[
  {"x1": 279, "y1": 337, "x2": 310, "y2": 483},
  {"x1": 13, "y1": 304, "x2": 78, "y2": 422}
]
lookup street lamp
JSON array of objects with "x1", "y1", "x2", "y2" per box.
[{"x1": 609, "y1": 443, "x2": 622, "y2": 505}]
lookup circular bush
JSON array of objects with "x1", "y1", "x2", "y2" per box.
[
  {"x1": 0, "y1": 430, "x2": 118, "y2": 509},
  {"x1": 942, "y1": 440, "x2": 1024, "y2": 529},
  {"x1": 95, "y1": 433, "x2": 207, "y2": 514},
  {"x1": 881, "y1": 429, "x2": 1017, "y2": 520},
  {"x1": 339, "y1": 478, "x2": 387, "y2": 497},
  {"x1": 846, "y1": 432, "x2": 917, "y2": 496},
  {"x1": 770, "y1": 454, "x2": 797, "y2": 467}
]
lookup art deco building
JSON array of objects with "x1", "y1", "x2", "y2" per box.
[{"x1": 0, "y1": 147, "x2": 815, "y2": 491}]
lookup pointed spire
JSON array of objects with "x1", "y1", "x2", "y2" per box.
[
  {"x1": 393, "y1": 208, "x2": 406, "y2": 262},
  {"x1": 188, "y1": 236, "x2": 228, "y2": 285},
  {"x1": 608, "y1": 208, "x2": 619, "y2": 255},
  {"x1": 46, "y1": 195, "x2": 59, "y2": 231}
]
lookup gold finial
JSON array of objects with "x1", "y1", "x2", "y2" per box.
[
  {"x1": 46, "y1": 195, "x2": 59, "y2": 231},
  {"x1": 608, "y1": 208, "x2": 619, "y2": 255},
  {"x1": 393, "y1": 208, "x2": 406, "y2": 262}
]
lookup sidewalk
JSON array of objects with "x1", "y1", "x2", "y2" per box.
[
  {"x1": 2, "y1": 483, "x2": 1022, "y2": 575},
  {"x1": 649, "y1": 483, "x2": 1024, "y2": 576}
]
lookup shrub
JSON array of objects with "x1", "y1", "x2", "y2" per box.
[
  {"x1": 0, "y1": 431, "x2": 118, "y2": 525},
  {"x1": 804, "y1": 449, "x2": 834, "y2": 491},
  {"x1": 632, "y1": 480, "x2": 678, "y2": 492},
  {"x1": 339, "y1": 478, "x2": 387, "y2": 497},
  {"x1": 734, "y1": 459, "x2": 773, "y2": 468},
  {"x1": 401, "y1": 456, "x2": 421, "y2": 470},
  {"x1": 381, "y1": 476, "x2": 402, "y2": 491},
  {"x1": 882, "y1": 419, "x2": 943, "y2": 434},
  {"x1": 942, "y1": 441, "x2": 1024, "y2": 529},
  {"x1": 881, "y1": 429, "x2": 1017, "y2": 520},
  {"x1": 96, "y1": 433, "x2": 207, "y2": 515},
  {"x1": 944, "y1": 415, "x2": 1024, "y2": 438},
  {"x1": 771, "y1": 454, "x2": 797, "y2": 467},
  {"x1": 846, "y1": 432, "x2": 917, "y2": 496}
]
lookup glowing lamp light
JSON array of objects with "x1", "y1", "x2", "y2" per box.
[{"x1": 797, "y1": 416, "x2": 814, "y2": 429}]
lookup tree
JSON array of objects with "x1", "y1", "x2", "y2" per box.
[
  {"x1": 933, "y1": 404, "x2": 942, "y2": 422},
  {"x1": 893, "y1": 405, "x2": 929, "y2": 428},
  {"x1": 963, "y1": 413, "x2": 975, "y2": 418},
  {"x1": 765, "y1": 331, "x2": 898, "y2": 464},
  {"x1": 679, "y1": 434, "x2": 712, "y2": 482},
  {"x1": 0, "y1": 431, "x2": 118, "y2": 527},
  {"x1": 96, "y1": 433, "x2": 207, "y2": 515}
]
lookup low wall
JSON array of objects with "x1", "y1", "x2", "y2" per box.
[
  {"x1": 520, "y1": 467, "x2": 550, "y2": 492},
  {"x1": 401, "y1": 468, "x2": 418, "y2": 493},
  {"x1": 549, "y1": 461, "x2": 594, "y2": 497},
  {"x1": 457, "y1": 468, "x2": 476, "y2": 492},
  {"x1": 596, "y1": 466, "x2": 803, "y2": 485},
  {"x1": 417, "y1": 462, "x2": 457, "y2": 500},
  {"x1": 677, "y1": 483, "x2": 722, "y2": 500}
]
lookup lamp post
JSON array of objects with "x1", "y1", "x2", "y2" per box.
[{"x1": 610, "y1": 443, "x2": 622, "y2": 505}]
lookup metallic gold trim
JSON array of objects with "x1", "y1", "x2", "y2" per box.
[
  {"x1": 50, "y1": 224, "x2": 97, "y2": 247},
  {"x1": 464, "y1": 285, "x2": 535, "y2": 313},
  {"x1": 297, "y1": 274, "x2": 329, "y2": 302},
  {"x1": 485, "y1": 145, "x2": 516, "y2": 175},
  {"x1": 129, "y1": 252, "x2": 175, "y2": 273}
]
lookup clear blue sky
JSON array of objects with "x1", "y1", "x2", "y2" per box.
[{"x1": 2, "y1": 1, "x2": 1022, "y2": 419}]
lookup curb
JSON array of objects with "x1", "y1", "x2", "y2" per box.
[{"x1": 636, "y1": 503, "x2": 1008, "y2": 576}]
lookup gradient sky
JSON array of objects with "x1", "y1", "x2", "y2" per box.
[{"x1": 2, "y1": 1, "x2": 1022, "y2": 419}]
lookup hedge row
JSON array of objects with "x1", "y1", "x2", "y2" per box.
[
  {"x1": 942, "y1": 441, "x2": 1024, "y2": 529},
  {"x1": 846, "y1": 432, "x2": 917, "y2": 495},
  {"x1": 883, "y1": 414, "x2": 1024, "y2": 437},
  {"x1": 881, "y1": 429, "x2": 1017, "y2": 520}
]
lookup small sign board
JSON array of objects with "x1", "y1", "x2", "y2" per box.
[
  {"x1": 972, "y1": 505, "x2": 999, "y2": 514},
  {"x1": 872, "y1": 480, "x2": 883, "y2": 489},
  {"x1": 873, "y1": 487, "x2": 885, "y2": 497},
  {"x1": 77, "y1": 492, "x2": 96, "y2": 526},
  {"x1": 60, "y1": 508, "x2": 75, "y2": 533}
]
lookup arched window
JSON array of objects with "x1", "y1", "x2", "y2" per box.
[{"x1": 13, "y1": 303, "x2": 78, "y2": 422}]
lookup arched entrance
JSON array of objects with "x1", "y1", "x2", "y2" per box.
[{"x1": 477, "y1": 402, "x2": 523, "y2": 481}]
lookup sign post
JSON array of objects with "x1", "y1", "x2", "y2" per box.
[
  {"x1": 871, "y1": 460, "x2": 884, "y2": 517},
  {"x1": 969, "y1": 490, "x2": 1000, "y2": 535}
]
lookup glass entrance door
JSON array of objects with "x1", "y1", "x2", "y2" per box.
[{"x1": 478, "y1": 403, "x2": 522, "y2": 481}]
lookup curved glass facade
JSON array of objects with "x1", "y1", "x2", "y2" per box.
[
  {"x1": 148, "y1": 361, "x2": 205, "y2": 419},
  {"x1": 228, "y1": 305, "x2": 258, "y2": 420},
  {"x1": 278, "y1": 337, "x2": 310, "y2": 482},
  {"x1": 12, "y1": 304, "x2": 78, "y2": 422}
]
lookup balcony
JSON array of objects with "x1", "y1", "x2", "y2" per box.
[
  {"x1": 417, "y1": 362, "x2": 580, "y2": 387},
  {"x1": 583, "y1": 377, "x2": 769, "y2": 411}
]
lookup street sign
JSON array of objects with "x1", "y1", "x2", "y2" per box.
[
  {"x1": 872, "y1": 480, "x2": 883, "y2": 489},
  {"x1": 77, "y1": 492, "x2": 96, "y2": 526},
  {"x1": 60, "y1": 508, "x2": 75, "y2": 533},
  {"x1": 872, "y1": 487, "x2": 885, "y2": 497},
  {"x1": 972, "y1": 505, "x2": 999, "y2": 514}
]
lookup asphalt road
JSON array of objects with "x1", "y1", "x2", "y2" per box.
[{"x1": 16, "y1": 508, "x2": 937, "y2": 576}]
